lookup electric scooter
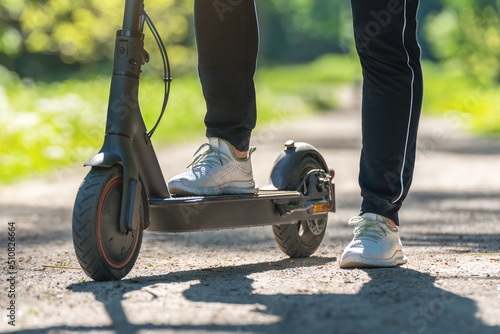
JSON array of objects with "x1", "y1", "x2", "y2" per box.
[{"x1": 72, "y1": 0, "x2": 336, "y2": 281}]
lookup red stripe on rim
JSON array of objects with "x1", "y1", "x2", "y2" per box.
[{"x1": 97, "y1": 178, "x2": 140, "y2": 270}]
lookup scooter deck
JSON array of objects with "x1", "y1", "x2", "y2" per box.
[{"x1": 147, "y1": 189, "x2": 328, "y2": 233}]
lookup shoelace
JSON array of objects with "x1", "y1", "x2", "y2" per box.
[
  {"x1": 187, "y1": 143, "x2": 230, "y2": 169},
  {"x1": 348, "y1": 216, "x2": 390, "y2": 243}
]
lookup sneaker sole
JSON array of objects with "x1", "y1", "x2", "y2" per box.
[
  {"x1": 168, "y1": 180, "x2": 257, "y2": 196},
  {"x1": 339, "y1": 250, "x2": 407, "y2": 269}
]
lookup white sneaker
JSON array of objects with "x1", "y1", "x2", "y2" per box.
[
  {"x1": 167, "y1": 137, "x2": 257, "y2": 196},
  {"x1": 339, "y1": 213, "x2": 407, "y2": 268}
]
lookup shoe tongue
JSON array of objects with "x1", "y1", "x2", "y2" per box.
[
  {"x1": 209, "y1": 137, "x2": 233, "y2": 156},
  {"x1": 362, "y1": 213, "x2": 384, "y2": 222},
  {"x1": 208, "y1": 137, "x2": 220, "y2": 148}
]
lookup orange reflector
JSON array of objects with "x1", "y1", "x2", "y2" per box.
[{"x1": 313, "y1": 203, "x2": 331, "y2": 212}]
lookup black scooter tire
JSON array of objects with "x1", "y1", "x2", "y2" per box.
[
  {"x1": 272, "y1": 156, "x2": 328, "y2": 258},
  {"x1": 72, "y1": 166, "x2": 143, "y2": 281}
]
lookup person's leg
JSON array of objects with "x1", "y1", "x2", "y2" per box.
[
  {"x1": 195, "y1": 0, "x2": 259, "y2": 152},
  {"x1": 167, "y1": 0, "x2": 259, "y2": 196},
  {"x1": 354, "y1": 0, "x2": 423, "y2": 225},
  {"x1": 340, "y1": 0, "x2": 422, "y2": 268}
]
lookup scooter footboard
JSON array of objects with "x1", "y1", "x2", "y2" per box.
[{"x1": 147, "y1": 190, "x2": 329, "y2": 233}]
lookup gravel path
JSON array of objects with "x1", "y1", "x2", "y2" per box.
[{"x1": 1, "y1": 102, "x2": 499, "y2": 333}]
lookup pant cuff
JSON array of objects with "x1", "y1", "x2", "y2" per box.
[
  {"x1": 206, "y1": 129, "x2": 252, "y2": 152},
  {"x1": 360, "y1": 196, "x2": 402, "y2": 225}
]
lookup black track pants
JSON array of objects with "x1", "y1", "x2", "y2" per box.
[
  {"x1": 353, "y1": 0, "x2": 423, "y2": 224},
  {"x1": 194, "y1": 0, "x2": 423, "y2": 224},
  {"x1": 194, "y1": 0, "x2": 258, "y2": 152}
]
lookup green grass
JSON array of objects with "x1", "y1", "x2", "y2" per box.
[
  {"x1": 0, "y1": 54, "x2": 359, "y2": 183},
  {"x1": 422, "y1": 60, "x2": 500, "y2": 136}
]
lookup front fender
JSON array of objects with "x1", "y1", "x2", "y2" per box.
[
  {"x1": 84, "y1": 152, "x2": 122, "y2": 167},
  {"x1": 82, "y1": 135, "x2": 151, "y2": 230}
]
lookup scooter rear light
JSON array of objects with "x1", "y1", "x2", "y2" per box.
[{"x1": 313, "y1": 203, "x2": 332, "y2": 212}]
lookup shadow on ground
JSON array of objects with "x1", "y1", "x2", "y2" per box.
[{"x1": 13, "y1": 257, "x2": 500, "y2": 334}]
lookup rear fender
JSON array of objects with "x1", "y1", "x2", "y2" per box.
[{"x1": 267, "y1": 140, "x2": 329, "y2": 191}]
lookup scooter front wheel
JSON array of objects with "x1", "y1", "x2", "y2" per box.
[
  {"x1": 72, "y1": 166, "x2": 143, "y2": 281},
  {"x1": 272, "y1": 156, "x2": 328, "y2": 258}
]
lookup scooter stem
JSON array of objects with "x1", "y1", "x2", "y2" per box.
[
  {"x1": 123, "y1": 0, "x2": 145, "y2": 32},
  {"x1": 87, "y1": 0, "x2": 169, "y2": 233}
]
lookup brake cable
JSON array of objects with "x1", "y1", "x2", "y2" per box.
[{"x1": 143, "y1": 10, "x2": 172, "y2": 138}]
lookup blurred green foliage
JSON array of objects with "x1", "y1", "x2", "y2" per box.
[
  {"x1": 423, "y1": 61, "x2": 500, "y2": 136},
  {"x1": 257, "y1": 0, "x2": 354, "y2": 63},
  {"x1": 0, "y1": 0, "x2": 357, "y2": 77},
  {"x1": 423, "y1": 1, "x2": 500, "y2": 136},
  {"x1": 2, "y1": 0, "x2": 498, "y2": 82},
  {"x1": 0, "y1": 0, "x2": 194, "y2": 64},
  {"x1": 425, "y1": 0, "x2": 500, "y2": 85}
]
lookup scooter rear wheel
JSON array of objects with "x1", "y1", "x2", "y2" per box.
[
  {"x1": 272, "y1": 156, "x2": 328, "y2": 258},
  {"x1": 72, "y1": 166, "x2": 143, "y2": 281}
]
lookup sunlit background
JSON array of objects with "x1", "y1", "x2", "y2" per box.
[{"x1": 1, "y1": 0, "x2": 499, "y2": 183}]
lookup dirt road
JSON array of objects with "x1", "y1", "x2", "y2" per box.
[{"x1": 1, "y1": 104, "x2": 499, "y2": 333}]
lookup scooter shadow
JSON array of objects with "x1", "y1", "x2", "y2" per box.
[{"x1": 54, "y1": 257, "x2": 499, "y2": 334}]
